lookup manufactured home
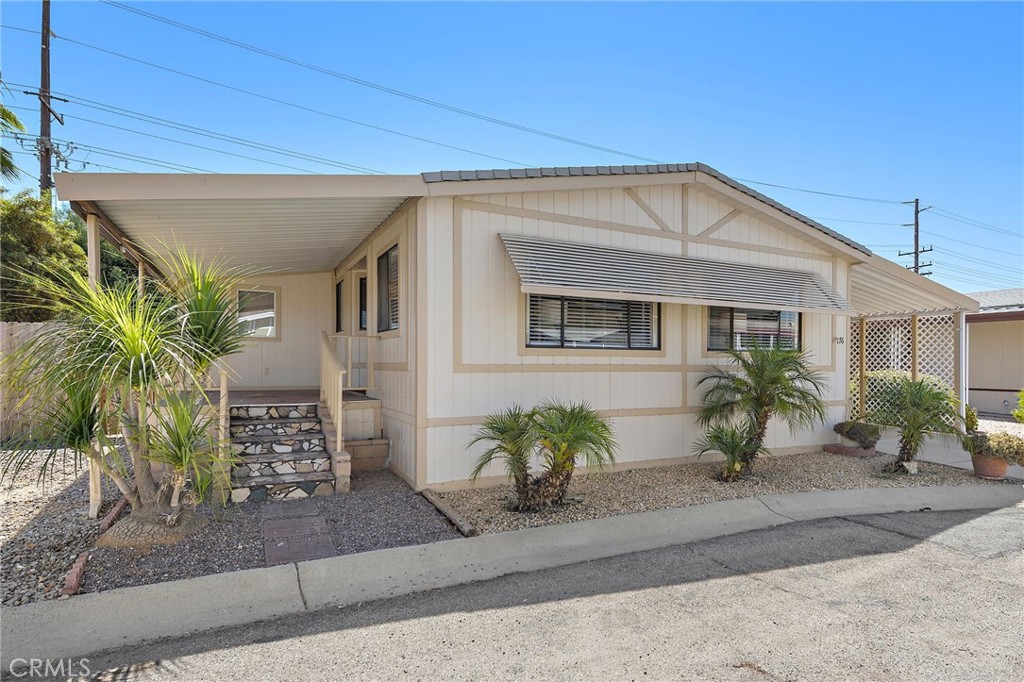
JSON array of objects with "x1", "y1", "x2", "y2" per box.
[
  {"x1": 966, "y1": 288, "x2": 1024, "y2": 416},
  {"x1": 55, "y1": 163, "x2": 977, "y2": 504}
]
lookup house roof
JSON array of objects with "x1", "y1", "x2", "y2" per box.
[
  {"x1": 966, "y1": 288, "x2": 1024, "y2": 314},
  {"x1": 422, "y1": 162, "x2": 872, "y2": 256}
]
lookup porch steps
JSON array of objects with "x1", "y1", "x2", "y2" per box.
[
  {"x1": 229, "y1": 402, "x2": 335, "y2": 503},
  {"x1": 319, "y1": 399, "x2": 390, "y2": 472}
]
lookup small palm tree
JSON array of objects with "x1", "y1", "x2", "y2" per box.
[
  {"x1": 1, "y1": 101, "x2": 26, "y2": 182},
  {"x1": 469, "y1": 400, "x2": 617, "y2": 512},
  {"x1": 696, "y1": 344, "x2": 827, "y2": 473},
  {"x1": 693, "y1": 422, "x2": 768, "y2": 482},
  {"x1": 527, "y1": 400, "x2": 617, "y2": 510},
  {"x1": 468, "y1": 404, "x2": 536, "y2": 502},
  {"x1": 869, "y1": 377, "x2": 962, "y2": 473},
  {"x1": 147, "y1": 392, "x2": 218, "y2": 509}
]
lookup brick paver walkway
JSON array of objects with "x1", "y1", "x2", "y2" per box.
[{"x1": 261, "y1": 499, "x2": 337, "y2": 566}]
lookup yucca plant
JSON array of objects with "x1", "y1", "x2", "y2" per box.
[
  {"x1": 696, "y1": 344, "x2": 827, "y2": 474},
  {"x1": 868, "y1": 377, "x2": 962, "y2": 473},
  {"x1": 693, "y1": 423, "x2": 767, "y2": 482},
  {"x1": 469, "y1": 400, "x2": 618, "y2": 512}
]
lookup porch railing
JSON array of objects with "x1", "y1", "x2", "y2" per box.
[{"x1": 320, "y1": 332, "x2": 379, "y2": 452}]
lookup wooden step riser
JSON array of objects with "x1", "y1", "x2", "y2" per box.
[
  {"x1": 230, "y1": 421, "x2": 322, "y2": 438},
  {"x1": 229, "y1": 404, "x2": 318, "y2": 420}
]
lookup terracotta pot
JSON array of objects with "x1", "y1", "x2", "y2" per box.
[{"x1": 971, "y1": 454, "x2": 1009, "y2": 481}]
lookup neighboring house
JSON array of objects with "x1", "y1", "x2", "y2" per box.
[
  {"x1": 54, "y1": 163, "x2": 977, "y2": 495},
  {"x1": 966, "y1": 288, "x2": 1024, "y2": 415}
]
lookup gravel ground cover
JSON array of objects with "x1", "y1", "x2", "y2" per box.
[
  {"x1": 979, "y1": 415, "x2": 1024, "y2": 438},
  {"x1": 1, "y1": 450, "x2": 120, "y2": 606},
  {"x1": 437, "y1": 450, "x2": 1017, "y2": 535},
  {"x1": 317, "y1": 470, "x2": 461, "y2": 555}
]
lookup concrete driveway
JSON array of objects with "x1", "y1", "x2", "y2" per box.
[{"x1": 25, "y1": 508, "x2": 1024, "y2": 681}]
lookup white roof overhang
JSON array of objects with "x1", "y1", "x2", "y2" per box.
[
  {"x1": 500, "y1": 233, "x2": 852, "y2": 315},
  {"x1": 850, "y1": 255, "x2": 979, "y2": 317},
  {"x1": 55, "y1": 173, "x2": 422, "y2": 273}
]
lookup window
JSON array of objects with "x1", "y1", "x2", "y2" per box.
[
  {"x1": 238, "y1": 289, "x2": 277, "y2": 339},
  {"x1": 335, "y1": 281, "x2": 344, "y2": 333},
  {"x1": 707, "y1": 306, "x2": 800, "y2": 351},
  {"x1": 358, "y1": 277, "x2": 367, "y2": 331},
  {"x1": 377, "y1": 245, "x2": 399, "y2": 332},
  {"x1": 527, "y1": 294, "x2": 659, "y2": 350}
]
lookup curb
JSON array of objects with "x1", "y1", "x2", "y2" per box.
[{"x1": 2, "y1": 484, "x2": 1020, "y2": 666}]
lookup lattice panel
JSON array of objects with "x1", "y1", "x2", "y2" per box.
[
  {"x1": 916, "y1": 314, "x2": 956, "y2": 389},
  {"x1": 849, "y1": 314, "x2": 958, "y2": 418}
]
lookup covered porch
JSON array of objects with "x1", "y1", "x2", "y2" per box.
[{"x1": 55, "y1": 172, "x2": 419, "y2": 513}]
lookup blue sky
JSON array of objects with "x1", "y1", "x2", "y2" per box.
[{"x1": 2, "y1": 1, "x2": 1021, "y2": 293}]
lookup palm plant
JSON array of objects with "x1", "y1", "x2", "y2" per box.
[
  {"x1": 1, "y1": 101, "x2": 26, "y2": 182},
  {"x1": 469, "y1": 400, "x2": 617, "y2": 512},
  {"x1": 693, "y1": 423, "x2": 768, "y2": 482},
  {"x1": 468, "y1": 404, "x2": 536, "y2": 502},
  {"x1": 696, "y1": 344, "x2": 827, "y2": 473},
  {"x1": 1, "y1": 250, "x2": 247, "y2": 524},
  {"x1": 868, "y1": 377, "x2": 962, "y2": 473}
]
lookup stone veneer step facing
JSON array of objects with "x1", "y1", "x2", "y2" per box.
[{"x1": 229, "y1": 402, "x2": 334, "y2": 503}]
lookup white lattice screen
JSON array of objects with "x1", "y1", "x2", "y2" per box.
[{"x1": 849, "y1": 314, "x2": 958, "y2": 418}]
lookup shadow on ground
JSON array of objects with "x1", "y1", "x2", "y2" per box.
[{"x1": 28, "y1": 506, "x2": 1021, "y2": 681}]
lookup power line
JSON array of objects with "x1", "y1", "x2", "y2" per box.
[
  {"x1": 932, "y1": 247, "x2": 1023, "y2": 275},
  {"x1": 810, "y1": 216, "x2": 905, "y2": 226},
  {"x1": 928, "y1": 207, "x2": 1022, "y2": 239},
  {"x1": 12, "y1": 147, "x2": 136, "y2": 173},
  {"x1": 0, "y1": 24, "x2": 530, "y2": 168},
  {"x1": 932, "y1": 260, "x2": 1022, "y2": 285},
  {"x1": 99, "y1": 0, "x2": 663, "y2": 164},
  {"x1": 6, "y1": 131, "x2": 216, "y2": 173},
  {"x1": 8, "y1": 105, "x2": 326, "y2": 174},
  {"x1": 732, "y1": 179, "x2": 905, "y2": 204}
]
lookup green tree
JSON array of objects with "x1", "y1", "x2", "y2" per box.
[
  {"x1": 0, "y1": 191, "x2": 86, "y2": 321},
  {"x1": 869, "y1": 377, "x2": 962, "y2": 472},
  {"x1": 695, "y1": 344, "x2": 827, "y2": 475},
  {"x1": 1, "y1": 101, "x2": 26, "y2": 182}
]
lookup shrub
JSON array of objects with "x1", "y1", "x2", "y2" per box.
[
  {"x1": 868, "y1": 376, "x2": 962, "y2": 472},
  {"x1": 1013, "y1": 390, "x2": 1024, "y2": 424},
  {"x1": 852, "y1": 370, "x2": 954, "y2": 417},
  {"x1": 964, "y1": 405, "x2": 979, "y2": 433},
  {"x1": 693, "y1": 423, "x2": 767, "y2": 482},
  {"x1": 968, "y1": 432, "x2": 1024, "y2": 465},
  {"x1": 833, "y1": 421, "x2": 881, "y2": 448}
]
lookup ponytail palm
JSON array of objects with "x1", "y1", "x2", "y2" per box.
[
  {"x1": 696, "y1": 344, "x2": 827, "y2": 473},
  {"x1": 1, "y1": 250, "x2": 248, "y2": 519}
]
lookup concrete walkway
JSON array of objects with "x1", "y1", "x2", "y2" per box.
[{"x1": 1, "y1": 484, "x2": 1020, "y2": 668}]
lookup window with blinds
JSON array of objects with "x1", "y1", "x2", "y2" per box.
[
  {"x1": 707, "y1": 306, "x2": 800, "y2": 351},
  {"x1": 377, "y1": 245, "x2": 399, "y2": 332},
  {"x1": 527, "y1": 294, "x2": 660, "y2": 350}
]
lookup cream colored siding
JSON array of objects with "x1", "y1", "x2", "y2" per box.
[
  {"x1": 420, "y1": 184, "x2": 851, "y2": 487},
  {"x1": 335, "y1": 202, "x2": 419, "y2": 482},
  {"x1": 967, "y1": 319, "x2": 1024, "y2": 414},
  {"x1": 227, "y1": 272, "x2": 332, "y2": 388}
]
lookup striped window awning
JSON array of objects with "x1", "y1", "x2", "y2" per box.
[{"x1": 500, "y1": 234, "x2": 852, "y2": 314}]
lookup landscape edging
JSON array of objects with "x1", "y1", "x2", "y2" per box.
[{"x1": 2, "y1": 483, "x2": 1020, "y2": 667}]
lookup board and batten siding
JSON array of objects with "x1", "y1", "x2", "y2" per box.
[
  {"x1": 420, "y1": 183, "x2": 851, "y2": 488},
  {"x1": 227, "y1": 272, "x2": 332, "y2": 388},
  {"x1": 334, "y1": 201, "x2": 419, "y2": 485}
]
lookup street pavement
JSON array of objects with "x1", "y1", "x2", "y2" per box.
[{"x1": 18, "y1": 508, "x2": 1024, "y2": 681}]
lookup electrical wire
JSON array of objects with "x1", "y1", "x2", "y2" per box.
[
  {"x1": 928, "y1": 207, "x2": 1022, "y2": 239},
  {"x1": 99, "y1": 0, "x2": 662, "y2": 164}
]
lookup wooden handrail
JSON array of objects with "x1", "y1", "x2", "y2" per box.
[
  {"x1": 321, "y1": 330, "x2": 348, "y2": 452},
  {"x1": 323, "y1": 332, "x2": 380, "y2": 392}
]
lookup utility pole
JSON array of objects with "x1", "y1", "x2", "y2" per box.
[
  {"x1": 39, "y1": 0, "x2": 53, "y2": 193},
  {"x1": 900, "y1": 198, "x2": 933, "y2": 275}
]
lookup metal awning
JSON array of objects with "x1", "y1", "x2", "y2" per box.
[{"x1": 499, "y1": 234, "x2": 852, "y2": 314}]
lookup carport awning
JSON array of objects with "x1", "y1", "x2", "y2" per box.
[{"x1": 499, "y1": 234, "x2": 852, "y2": 314}]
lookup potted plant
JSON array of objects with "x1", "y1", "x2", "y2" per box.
[
  {"x1": 964, "y1": 431, "x2": 1024, "y2": 481},
  {"x1": 827, "y1": 421, "x2": 881, "y2": 457}
]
